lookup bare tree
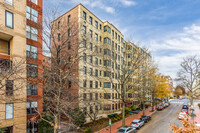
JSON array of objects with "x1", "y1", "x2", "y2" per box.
[{"x1": 177, "y1": 56, "x2": 200, "y2": 113}]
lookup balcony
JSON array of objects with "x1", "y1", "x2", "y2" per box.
[
  {"x1": 0, "y1": 39, "x2": 10, "y2": 56},
  {"x1": 0, "y1": 29, "x2": 14, "y2": 42}
]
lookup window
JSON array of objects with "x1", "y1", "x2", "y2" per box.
[
  {"x1": 58, "y1": 34, "x2": 61, "y2": 41},
  {"x1": 95, "y1": 93, "x2": 98, "y2": 100},
  {"x1": 90, "y1": 106, "x2": 93, "y2": 114},
  {"x1": 104, "y1": 71, "x2": 110, "y2": 77},
  {"x1": 5, "y1": 0, "x2": 13, "y2": 5},
  {"x1": 115, "y1": 33, "x2": 117, "y2": 39},
  {"x1": 121, "y1": 37, "x2": 124, "y2": 43},
  {"x1": 89, "y1": 16, "x2": 93, "y2": 25},
  {"x1": 118, "y1": 45, "x2": 120, "y2": 52},
  {"x1": 68, "y1": 15, "x2": 71, "y2": 23},
  {"x1": 27, "y1": 122, "x2": 38, "y2": 133},
  {"x1": 89, "y1": 68, "x2": 93, "y2": 76},
  {"x1": 26, "y1": 6, "x2": 38, "y2": 23},
  {"x1": 83, "y1": 66, "x2": 86, "y2": 75},
  {"x1": 83, "y1": 39, "x2": 86, "y2": 48},
  {"x1": 83, "y1": 53, "x2": 86, "y2": 61},
  {"x1": 118, "y1": 35, "x2": 120, "y2": 41},
  {"x1": 90, "y1": 81, "x2": 93, "y2": 88},
  {"x1": 58, "y1": 21, "x2": 60, "y2": 29},
  {"x1": 104, "y1": 37, "x2": 111, "y2": 44},
  {"x1": 68, "y1": 29, "x2": 71, "y2": 36},
  {"x1": 89, "y1": 30, "x2": 92, "y2": 38},
  {"x1": 100, "y1": 36, "x2": 102, "y2": 41},
  {"x1": 95, "y1": 57, "x2": 98, "y2": 65},
  {"x1": 6, "y1": 80, "x2": 13, "y2": 96},
  {"x1": 95, "y1": 69, "x2": 98, "y2": 77},
  {"x1": 68, "y1": 81, "x2": 71, "y2": 88},
  {"x1": 95, "y1": 21, "x2": 98, "y2": 29},
  {"x1": 3, "y1": 126, "x2": 13, "y2": 133},
  {"x1": 27, "y1": 101, "x2": 38, "y2": 114},
  {"x1": 83, "y1": 26, "x2": 86, "y2": 34},
  {"x1": 27, "y1": 64, "x2": 38, "y2": 77},
  {"x1": 104, "y1": 49, "x2": 111, "y2": 56},
  {"x1": 95, "y1": 46, "x2": 98, "y2": 53},
  {"x1": 95, "y1": 81, "x2": 98, "y2": 88},
  {"x1": 104, "y1": 104, "x2": 111, "y2": 110},
  {"x1": 27, "y1": 83, "x2": 38, "y2": 96},
  {"x1": 83, "y1": 11, "x2": 86, "y2": 20},
  {"x1": 100, "y1": 70, "x2": 102, "y2": 76},
  {"x1": 104, "y1": 26, "x2": 111, "y2": 33},
  {"x1": 104, "y1": 93, "x2": 111, "y2": 99},
  {"x1": 104, "y1": 82, "x2": 111, "y2": 88},
  {"x1": 89, "y1": 56, "x2": 93, "y2": 63},
  {"x1": 26, "y1": 44, "x2": 38, "y2": 59},
  {"x1": 29, "y1": 0, "x2": 38, "y2": 5},
  {"x1": 5, "y1": 11, "x2": 13, "y2": 29},
  {"x1": 68, "y1": 42, "x2": 71, "y2": 50},
  {"x1": 83, "y1": 80, "x2": 87, "y2": 88},
  {"x1": 6, "y1": 104, "x2": 13, "y2": 119},
  {"x1": 104, "y1": 60, "x2": 111, "y2": 67},
  {"x1": 95, "y1": 33, "x2": 98, "y2": 41},
  {"x1": 26, "y1": 25, "x2": 38, "y2": 41},
  {"x1": 89, "y1": 43, "x2": 93, "y2": 51},
  {"x1": 112, "y1": 30, "x2": 114, "y2": 37},
  {"x1": 100, "y1": 24, "x2": 102, "y2": 30}
]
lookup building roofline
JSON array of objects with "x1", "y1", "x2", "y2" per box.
[{"x1": 104, "y1": 21, "x2": 123, "y2": 36}]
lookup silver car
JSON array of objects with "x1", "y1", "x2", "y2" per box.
[
  {"x1": 117, "y1": 126, "x2": 136, "y2": 133},
  {"x1": 131, "y1": 119, "x2": 144, "y2": 129}
]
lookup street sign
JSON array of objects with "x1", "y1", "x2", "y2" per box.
[{"x1": 109, "y1": 119, "x2": 111, "y2": 125}]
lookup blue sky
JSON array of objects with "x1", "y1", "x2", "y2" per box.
[{"x1": 44, "y1": 0, "x2": 200, "y2": 84}]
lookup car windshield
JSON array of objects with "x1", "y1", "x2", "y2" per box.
[
  {"x1": 117, "y1": 129, "x2": 125, "y2": 133},
  {"x1": 132, "y1": 122, "x2": 138, "y2": 124}
]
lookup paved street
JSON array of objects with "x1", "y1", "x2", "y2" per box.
[{"x1": 138, "y1": 102, "x2": 183, "y2": 133}]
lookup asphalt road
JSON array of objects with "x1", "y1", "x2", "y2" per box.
[{"x1": 137, "y1": 102, "x2": 183, "y2": 133}]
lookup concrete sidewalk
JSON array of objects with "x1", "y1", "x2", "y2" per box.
[{"x1": 98, "y1": 103, "x2": 162, "y2": 133}]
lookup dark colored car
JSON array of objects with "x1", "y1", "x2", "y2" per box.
[
  {"x1": 182, "y1": 105, "x2": 189, "y2": 109},
  {"x1": 140, "y1": 115, "x2": 151, "y2": 123},
  {"x1": 157, "y1": 106, "x2": 163, "y2": 111}
]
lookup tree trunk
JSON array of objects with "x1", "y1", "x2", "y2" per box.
[
  {"x1": 143, "y1": 101, "x2": 145, "y2": 116},
  {"x1": 54, "y1": 116, "x2": 58, "y2": 133},
  {"x1": 122, "y1": 101, "x2": 125, "y2": 126}
]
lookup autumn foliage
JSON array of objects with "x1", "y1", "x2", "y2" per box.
[{"x1": 169, "y1": 116, "x2": 200, "y2": 133}]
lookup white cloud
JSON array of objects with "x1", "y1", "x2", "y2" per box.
[
  {"x1": 149, "y1": 24, "x2": 200, "y2": 84},
  {"x1": 119, "y1": 0, "x2": 136, "y2": 6}
]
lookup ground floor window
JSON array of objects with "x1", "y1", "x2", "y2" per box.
[{"x1": 27, "y1": 121, "x2": 38, "y2": 133}]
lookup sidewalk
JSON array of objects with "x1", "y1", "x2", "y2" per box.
[
  {"x1": 194, "y1": 103, "x2": 200, "y2": 123},
  {"x1": 98, "y1": 103, "x2": 162, "y2": 133}
]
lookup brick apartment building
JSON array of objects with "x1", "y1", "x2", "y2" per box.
[
  {"x1": 51, "y1": 4, "x2": 152, "y2": 122},
  {"x1": 0, "y1": 0, "x2": 43, "y2": 132}
]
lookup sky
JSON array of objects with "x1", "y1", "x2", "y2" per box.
[{"x1": 44, "y1": 0, "x2": 200, "y2": 85}]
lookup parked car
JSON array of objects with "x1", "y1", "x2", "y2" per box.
[
  {"x1": 131, "y1": 119, "x2": 144, "y2": 129},
  {"x1": 181, "y1": 109, "x2": 189, "y2": 114},
  {"x1": 178, "y1": 112, "x2": 187, "y2": 120},
  {"x1": 117, "y1": 126, "x2": 136, "y2": 133},
  {"x1": 157, "y1": 106, "x2": 163, "y2": 111},
  {"x1": 164, "y1": 103, "x2": 169, "y2": 108},
  {"x1": 140, "y1": 115, "x2": 151, "y2": 123},
  {"x1": 182, "y1": 105, "x2": 189, "y2": 109}
]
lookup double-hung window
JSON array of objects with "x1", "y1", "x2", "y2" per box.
[
  {"x1": 26, "y1": 44, "x2": 38, "y2": 59},
  {"x1": 26, "y1": 6, "x2": 38, "y2": 23},
  {"x1": 27, "y1": 64, "x2": 38, "y2": 77},
  {"x1": 6, "y1": 104, "x2": 13, "y2": 119},
  {"x1": 5, "y1": 11, "x2": 13, "y2": 29},
  {"x1": 27, "y1": 83, "x2": 38, "y2": 96},
  {"x1": 27, "y1": 101, "x2": 38, "y2": 114},
  {"x1": 26, "y1": 25, "x2": 38, "y2": 41}
]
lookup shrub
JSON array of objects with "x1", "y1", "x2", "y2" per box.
[
  {"x1": 38, "y1": 113, "x2": 54, "y2": 133},
  {"x1": 131, "y1": 105, "x2": 137, "y2": 111},
  {"x1": 125, "y1": 107, "x2": 131, "y2": 115},
  {"x1": 84, "y1": 127, "x2": 92, "y2": 133},
  {"x1": 70, "y1": 108, "x2": 86, "y2": 127}
]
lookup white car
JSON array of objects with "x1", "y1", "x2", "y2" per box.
[
  {"x1": 117, "y1": 126, "x2": 136, "y2": 133},
  {"x1": 178, "y1": 112, "x2": 187, "y2": 120},
  {"x1": 130, "y1": 119, "x2": 144, "y2": 129}
]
